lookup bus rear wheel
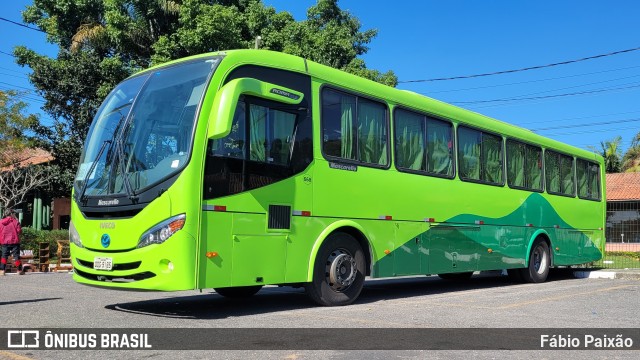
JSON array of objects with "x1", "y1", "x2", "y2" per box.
[
  {"x1": 214, "y1": 285, "x2": 263, "y2": 298},
  {"x1": 305, "y1": 232, "x2": 366, "y2": 306},
  {"x1": 520, "y1": 239, "x2": 550, "y2": 283}
]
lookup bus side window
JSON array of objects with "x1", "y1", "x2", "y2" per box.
[
  {"x1": 507, "y1": 140, "x2": 542, "y2": 191},
  {"x1": 394, "y1": 108, "x2": 453, "y2": 177},
  {"x1": 482, "y1": 132, "x2": 503, "y2": 184},
  {"x1": 546, "y1": 150, "x2": 575, "y2": 197},
  {"x1": 425, "y1": 117, "x2": 453, "y2": 176},
  {"x1": 458, "y1": 127, "x2": 481, "y2": 181},
  {"x1": 210, "y1": 101, "x2": 246, "y2": 159},
  {"x1": 589, "y1": 162, "x2": 601, "y2": 200},
  {"x1": 395, "y1": 109, "x2": 426, "y2": 171},
  {"x1": 545, "y1": 151, "x2": 560, "y2": 193},
  {"x1": 507, "y1": 140, "x2": 526, "y2": 188},
  {"x1": 577, "y1": 159, "x2": 601, "y2": 200},
  {"x1": 526, "y1": 145, "x2": 543, "y2": 191},
  {"x1": 247, "y1": 104, "x2": 296, "y2": 166},
  {"x1": 560, "y1": 155, "x2": 575, "y2": 196},
  {"x1": 458, "y1": 126, "x2": 503, "y2": 185},
  {"x1": 322, "y1": 88, "x2": 388, "y2": 166}
]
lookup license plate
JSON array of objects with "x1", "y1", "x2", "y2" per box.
[{"x1": 94, "y1": 257, "x2": 113, "y2": 271}]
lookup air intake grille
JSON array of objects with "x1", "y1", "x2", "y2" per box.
[{"x1": 268, "y1": 205, "x2": 291, "y2": 229}]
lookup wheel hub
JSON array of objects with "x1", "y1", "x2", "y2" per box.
[
  {"x1": 326, "y1": 249, "x2": 357, "y2": 292},
  {"x1": 533, "y1": 247, "x2": 548, "y2": 274}
]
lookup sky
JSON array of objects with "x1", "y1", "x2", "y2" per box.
[{"x1": 1, "y1": 0, "x2": 639, "y2": 155}]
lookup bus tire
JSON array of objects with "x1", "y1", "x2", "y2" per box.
[
  {"x1": 437, "y1": 272, "x2": 474, "y2": 281},
  {"x1": 214, "y1": 285, "x2": 263, "y2": 298},
  {"x1": 305, "y1": 232, "x2": 366, "y2": 306},
  {"x1": 520, "y1": 238, "x2": 550, "y2": 283}
]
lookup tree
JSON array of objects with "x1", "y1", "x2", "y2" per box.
[
  {"x1": 282, "y1": 0, "x2": 397, "y2": 86},
  {"x1": 14, "y1": 0, "x2": 396, "y2": 197},
  {"x1": 14, "y1": 49, "x2": 130, "y2": 197},
  {"x1": 0, "y1": 90, "x2": 50, "y2": 209},
  {"x1": 597, "y1": 136, "x2": 623, "y2": 173},
  {"x1": 0, "y1": 90, "x2": 38, "y2": 165},
  {"x1": 0, "y1": 154, "x2": 51, "y2": 210},
  {"x1": 622, "y1": 131, "x2": 640, "y2": 172}
]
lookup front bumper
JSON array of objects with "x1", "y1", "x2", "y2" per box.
[{"x1": 71, "y1": 232, "x2": 196, "y2": 291}]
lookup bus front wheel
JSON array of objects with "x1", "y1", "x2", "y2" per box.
[
  {"x1": 520, "y1": 239, "x2": 550, "y2": 283},
  {"x1": 214, "y1": 285, "x2": 263, "y2": 298},
  {"x1": 305, "y1": 232, "x2": 366, "y2": 306}
]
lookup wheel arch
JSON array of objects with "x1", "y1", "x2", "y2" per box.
[
  {"x1": 306, "y1": 220, "x2": 373, "y2": 282},
  {"x1": 526, "y1": 229, "x2": 553, "y2": 267}
]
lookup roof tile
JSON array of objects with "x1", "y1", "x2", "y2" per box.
[{"x1": 606, "y1": 173, "x2": 640, "y2": 201}]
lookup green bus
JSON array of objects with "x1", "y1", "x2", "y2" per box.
[{"x1": 70, "y1": 50, "x2": 605, "y2": 306}]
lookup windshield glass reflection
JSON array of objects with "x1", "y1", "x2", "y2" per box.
[{"x1": 75, "y1": 57, "x2": 221, "y2": 200}]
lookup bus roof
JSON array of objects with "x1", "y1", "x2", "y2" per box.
[{"x1": 141, "y1": 49, "x2": 603, "y2": 163}]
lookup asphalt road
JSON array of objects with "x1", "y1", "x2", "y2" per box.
[{"x1": 1, "y1": 270, "x2": 638, "y2": 359}]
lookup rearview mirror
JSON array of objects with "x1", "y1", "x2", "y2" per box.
[{"x1": 206, "y1": 77, "x2": 304, "y2": 139}]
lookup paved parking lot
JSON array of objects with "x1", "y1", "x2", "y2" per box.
[{"x1": 1, "y1": 270, "x2": 638, "y2": 359}]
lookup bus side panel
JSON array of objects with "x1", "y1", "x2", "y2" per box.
[
  {"x1": 546, "y1": 195, "x2": 604, "y2": 265},
  {"x1": 200, "y1": 211, "x2": 233, "y2": 288},
  {"x1": 372, "y1": 191, "x2": 602, "y2": 276},
  {"x1": 393, "y1": 221, "x2": 424, "y2": 276},
  {"x1": 199, "y1": 211, "x2": 289, "y2": 288},
  {"x1": 476, "y1": 224, "x2": 527, "y2": 271},
  {"x1": 427, "y1": 225, "x2": 478, "y2": 274},
  {"x1": 231, "y1": 213, "x2": 287, "y2": 286}
]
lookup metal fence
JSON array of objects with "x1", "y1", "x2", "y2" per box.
[
  {"x1": 590, "y1": 242, "x2": 640, "y2": 269},
  {"x1": 600, "y1": 200, "x2": 640, "y2": 268},
  {"x1": 606, "y1": 200, "x2": 640, "y2": 244}
]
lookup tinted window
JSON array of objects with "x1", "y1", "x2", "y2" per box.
[
  {"x1": 577, "y1": 159, "x2": 601, "y2": 200},
  {"x1": 395, "y1": 109, "x2": 425, "y2": 171},
  {"x1": 507, "y1": 140, "x2": 543, "y2": 191},
  {"x1": 394, "y1": 109, "x2": 454, "y2": 177},
  {"x1": 204, "y1": 97, "x2": 309, "y2": 199},
  {"x1": 458, "y1": 126, "x2": 503, "y2": 185},
  {"x1": 545, "y1": 150, "x2": 575, "y2": 196},
  {"x1": 322, "y1": 88, "x2": 388, "y2": 166}
]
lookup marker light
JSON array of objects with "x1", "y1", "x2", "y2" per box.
[
  {"x1": 137, "y1": 214, "x2": 186, "y2": 249},
  {"x1": 69, "y1": 220, "x2": 84, "y2": 248}
]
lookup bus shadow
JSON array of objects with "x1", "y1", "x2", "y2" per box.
[{"x1": 104, "y1": 269, "x2": 577, "y2": 320}]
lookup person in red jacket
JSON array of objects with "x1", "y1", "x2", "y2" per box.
[{"x1": 0, "y1": 208, "x2": 23, "y2": 275}]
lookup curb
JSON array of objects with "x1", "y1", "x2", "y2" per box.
[{"x1": 574, "y1": 270, "x2": 640, "y2": 280}]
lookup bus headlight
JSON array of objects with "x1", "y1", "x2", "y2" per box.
[
  {"x1": 137, "y1": 214, "x2": 186, "y2": 249},
  {"x1": 69, "y1": 220, "x2": 84, "y2": 248}
]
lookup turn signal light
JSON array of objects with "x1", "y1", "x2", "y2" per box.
[{"x1": 206, "y1": 252, "x2": 218, "y2": 258}]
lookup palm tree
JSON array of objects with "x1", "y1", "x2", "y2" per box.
[
  {"x1": 598, "y1": 136, "x2": 622, "y2": 173},
  {"x1": 622, "y1": 131, "x2": 640, "y2": 172},
  {"x1": 70, "y1": 0, "x2": 182, "y2": 64}
]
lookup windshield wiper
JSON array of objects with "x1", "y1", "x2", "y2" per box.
[
  {"x1": 78, "y1": 140, "x2": 112, "y2": 204},
  {"x1": 78, "y1": 105, "x2": 132, "y2": 204},
  {"x1": 114, "y1": 135, "x2": 138, "y2": 202}
]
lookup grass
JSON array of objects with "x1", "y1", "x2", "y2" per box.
[{"x1": 591, "y1": 252, "x2": 640, "y2": 269}]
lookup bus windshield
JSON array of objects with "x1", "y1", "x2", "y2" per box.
[{"x1": 74, "y1": 57, "x2": 221, "y2": 200}]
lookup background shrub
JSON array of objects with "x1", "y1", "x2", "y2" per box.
[{"x1": 21, "y1": 228, "x2": 69, "y2": 258}]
